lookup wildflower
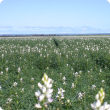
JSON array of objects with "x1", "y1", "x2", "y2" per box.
[
  {"x1": 71, "y1": 83, "x2": 75, "y2": 89},
  {"x1": 5, "y1": 68, "x2": 8, "y2": 72},
  {"x1": 79, "y1": 70, "x2": 82, "y2": 74},
  {"x1": 20, "y1": 78, "x2": 23, "y2": 82},
  {"x1": 63, "y1": 81, "x2": 67, "y2": 85},
  {"x1": 31, "y1": 78, "x2": 34, "y2": 81},
  {"x1": 13, "y1": 82, "x2": 18, "y2": 87},
  {"x1": 0, "y1": 107, "x2": 3, "y2": 110},
  {"x1": 15, "y1": 92, "x2": 18, "y2": 97},
  {"x1": 46, "y1": 67, "x2": 49, "y2": 69},
  {"x1": 60, "y1": 73, "x2": 62, "y2": 77},
  {"x1": 35, "y1": 103, "x2": 42, "y2": 108},
  {"x1": 31, "y1": 85, "x2": 34, "y2": 89},
  {"x1": 62, "y1": 76, "x2": 66, "y2": 85},
  {"x1": 47, "y1": 54, "x2": 49, "y2": 57},
  {"x1": 1, "y1": 54, "x2": 4, "y2": 59},
  {"x1": 78, "y1": 92, "x2": 83, "y2": 100},
  {"x1": 62, "y1": 76, "x2": 66, "y2": 81},
  {"x1": 88, "y1": 71, "x2": 90, "y2": 73},
  {"x1": 28, "y1": 47, "x2": 30, "y2": 53},
  {"x1": 75, "y1": 72, "x2": 78, "y2": 77},
  {"x1": 18, "y1": 67, "x2": 21, "y2": 73},
  {"x1": 56, "y1": 88, "x2": 65, "y2": 100},
  {"x1": 35, "y1": 73, "x2": 53, "y2": 108},
  {"x1": 100, "y1": 69, "x2": 102, "y2": 73},
  {"x1": 65, "y1": 99, "x2": 72, "y2": 107},
  {"x1": 78, "y1": 92, "x2": 85, "y2": 100},
  {"x1": 91, "y1": 85, "x2": 96, "y2": 90},
  {"x1": 66, "y1": 55, "x2": 68, "y2": 58},
  {"x1": 6, "y1": 98, "x2": 12, "y2": 104},
  {"x1": 90, "y1": 68, "x2": 93, "y2": 72},
  {"x1": 91, "y1": 88, "x2": 110, "y2": 110},
  {"x1": 100, "y1": 102, "x2": 110, "y2": 110},
  {"x1": 0, "y1": 86, "x2": 1, "y2": 90},
  {"x1": 21, "y1": 88, "x2": 24, "y2": 92},
  {"x1": 102, "y1": 80, "x2": 105, "y2": 83},
  {"x1": 0, "y1": 71, "x2": 3, "y2": 75},
  {"x1": 91, "y1": 100, "x2": 101, "y2": 109},
  {"x1": 67, "y1": 99, "x2": 70, "y2": 103}
]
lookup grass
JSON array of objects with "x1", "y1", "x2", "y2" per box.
[{"x1": 0, "y1": 36, "x2": 110, "y2": 110}]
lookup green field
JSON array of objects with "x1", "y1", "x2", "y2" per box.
[{"x1": 0, "y1": 36, "x2": 110, "y2": 110}]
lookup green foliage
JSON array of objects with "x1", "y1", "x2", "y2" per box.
[{"x1": 0, "y1": 36, "x2": 110, "y2": 109}]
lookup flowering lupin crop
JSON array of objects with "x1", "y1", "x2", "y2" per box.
[
  {"x1": 35, "y1": 73, "x2": 53, "y2": 109},
  {"x1": 91, "y1": 88, "x2": 110, "y2": 110}
]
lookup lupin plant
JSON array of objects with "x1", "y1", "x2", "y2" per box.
[
  {"x1": 91, "y1": 88, "x2": 110, "y2": 110},
  {"x1": 35, "y1": 73, "x2": 53, "y2": 109},
  {"x1": 56, "y1": 88, "x2": 65, "y2": 101}
]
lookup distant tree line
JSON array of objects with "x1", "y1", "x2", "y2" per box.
[{"x1": 0, "y1": 33, "x2": 110, "y2": 37}]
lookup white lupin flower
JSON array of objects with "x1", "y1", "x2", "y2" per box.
[
  {"x1": 35, "y1": 90, "x2": 41, "y2": 97},
  {"x1": 44, "y1": 78, "x2": 52, "y2": 88},
  {"x1": 91, "y1": 88, "x2": 110, "y2": 110},
  {"x1": 63, "y1": 81, "x2": 67, "y2": 85},
  {"x1": 42, "y1": 85, "x2": 46, "y2": 93},
  {"x1": 13, "y1": 82, "x2": 18, "y2": 87},
  {"x1": 67, "y1": 99, "x2": 70, "y2": 103},
  {"x1": 47, "y1": 98, "x2": 53, "y2": 103},
  {"x1": 35, "y1": 73, "x2": 53, "y2": 108},
  {"x1": 56, "y1": 88, "x2": 65, "y2": 100},
  {"x1": 63, "y1": 76, "x2": 66, "y2": 81},
  {"x1": 71, "y1": 83, "x2": 75, "y2": 88},
  {"x1": 95, "y1": 94, "x2": 99, "y2": 100},
  {"x1": 6, "y1": 98, "x2": 12, "y2": 104},
  {"x1": 78, "y1": 92, "x2": 83, "y2": 100},
  {"x1": 5, "y1": 68, "x2": 8, "y2": 72},
  {"x1": 15, "y1": 92, "x2": 18, "y2": 97},
  {"x1": 103, "y1": 102, "x2": 110, "y2": 109},
  {"x1": 61, "y1": 93, "x2": 64, "y2": 99},
  {"x1": 75, "y1": 72, "x2": 78, "y2": 77},
  {"x1": 31, "y1": 78, "x2": 34, "y2": 81},
  {"x1": 102, "y1": 80, "x2": 105, "y2": 83},
  {"x1": 58, "y1": 88, "x2": 65, "y2": 94},
  {"x1": 1, "y1": 54, "x2": 4, "y2": 59},
  {"x1": 0, "y1": 86, "x2": 1, "y2": 90},
  {"x1": 46, "y1": 89, "x2": 53, "y2": 94},
  {"x1": 20, "y1": 78, "x2": 23, "y2": 82},
  {"x1": 21, "y1": 88, "x2": 24, "y2": 92},
  {"x1": 46, "y1": 89, "x2": 53, "y2": 98},
  {"x1": 42, "y1": 73, "x2": 48, "y2": 82},
  {"x1": 38, "y1": 83, "x2": 43, "y2": 89},
  {"x1": 18, "y1": 67, "x2": 21, "y2": 73},
  {"x1": 99, "y1": 106, "x2": 105, "y2": 110},
  {"x1": 35, "y1": 103, "x2": 42, "y2": 108},
  {"x1": 56, "y1": 94, "x2": 59, "y2": 98},
  {"x1": 39, "y1": 94, "x2": 45, "y2": 102},
  {"x1": 91, "y1": 85, "x2": 96, "y2": 90},
  {"x1": 0, "y1": 71, "x2": 3, "y2": 75},
  {"x1": 91, "y1": 101, "x2": 110, "y2": 110},
  {"x1": 98, "y1": 88, "x2": 105, "y2": 103},
  {"x1": 91, "y1": 100, "x2": 101, "y2": 109},
  {"x1": 60, "y1": 73, "x2": 62, "y2": 76},
  {"x1": 46, "y1": 93, "x2": 52, "y2": 99}
]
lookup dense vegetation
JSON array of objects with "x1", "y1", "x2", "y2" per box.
[{"x1": 0, "y1": 36, "x2": 110, "y2": 110}]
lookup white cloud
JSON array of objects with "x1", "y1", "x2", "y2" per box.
[
  {"x1": 0, "y1": 26, "x2": 109, "y2": 34},
  {"x1": 0, "y1": 0, "x2": 3, "y2": 4},
  {"x1": 107, "y1": 0, "x2": 110, "y2": 3}
]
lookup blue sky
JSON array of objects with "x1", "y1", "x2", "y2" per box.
[{"x1": 0, "y1": 0, "x2": 110, "y2": 34}]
